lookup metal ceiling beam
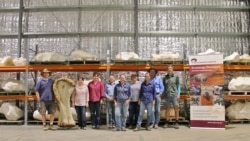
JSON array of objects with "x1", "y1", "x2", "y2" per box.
[
  {"x1": 19, "y1": 32, "x2": 250, "y2": 38},
  {"x1": 19, "y1": 5, "x2": 250, "y2": 12}
]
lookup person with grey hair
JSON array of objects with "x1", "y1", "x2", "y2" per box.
[
  {"x1": 162, "y1": 65, "x2": 181, "y2": 129},
  {"x1": 114, "y1": 74, "x2": 131, "y2": 131}
]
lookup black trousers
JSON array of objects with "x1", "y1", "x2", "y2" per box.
[
  {"x1": 128, "y1": 101, "x2": 140, "y2": 126},
  {"x1": 89, "y1": 101, "x2": 101, "y2": 127}
]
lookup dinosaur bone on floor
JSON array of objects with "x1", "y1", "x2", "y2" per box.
[{"x1": 53, "y1": 77, "x2": 76, "y2": 127}]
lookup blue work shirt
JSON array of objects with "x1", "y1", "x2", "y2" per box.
[
  {"x1": 114, "y1": 81, "x2": 131, "y2": 103},
  {"x1": 35, "y1": 78, "x2": 54, "y2": 101},
  {"x1": 105, "y1": 81, "x2": 117, "y2": 99},
  {"x1": 150, "y1": 76, "x2": 164, "y2": 95},
  {"x1": 140, "y1": 81, "x2": 156, "y2": 105}
]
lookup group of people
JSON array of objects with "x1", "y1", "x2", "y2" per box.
[{"x1": 35, "y1": 65, "x2": 181, "y2": 131}]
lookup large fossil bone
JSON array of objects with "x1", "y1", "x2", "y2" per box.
[{"x1": 53, "y1": 77, "x2": 75, "y2": 127}]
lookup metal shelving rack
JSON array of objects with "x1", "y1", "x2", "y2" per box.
[{"x1": 0, "y1": 0, "x2": 250, "y2": 125}]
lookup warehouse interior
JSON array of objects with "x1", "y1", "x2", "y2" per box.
[{"x1": 0, "y1": 0, "x2": 250, "y2": 135}]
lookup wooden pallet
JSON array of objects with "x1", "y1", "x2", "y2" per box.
[
  {"x1": 29, "y1": 61, "x2": 67, "y2": 65},
  {"x1": 228, "y1": 91, "x2": 250, "y2": 95},
  {"x1": 150, "y1": 61, "x2": 185, "y2": 65},
  {"x1": 112, "y1": 60, "x2": 149, "y2": 65},
  {"x1": 0, "y1": 119, "x2": 24, "y2": 125},
  {"x1": 228, "y1": 119, "x2": 250, "y2": 124},
  {"x1": 168, "y1": 116, "x2": 188, "y2": 123},
  {"x1": 0, "y1": 91, "x2": 25, "y2": 96},
  {"x1": 68, "y1": 60, "x2": 101, "y2": 65}
]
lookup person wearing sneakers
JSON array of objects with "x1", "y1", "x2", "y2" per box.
[
  {"x1": 35, "y1": 68, "x2": 57, "y2": 131},
  {"x1": 128, "y1": 73, "x2": 141, "y2": 129},
  {"x1": 134, "y1": 73, "x2": 156, "y2": 131},
  {"x1": 148, "y1": 67, "x2": 164, "y2": 129},
  {"x1": 104, "y1": 75, "x2": 117, "y2": 129},
  {"x1": 71, "y1": 76, "x2": 89, "y2": 130},
  {"x1": 162, "y1": 65, "x2": 181, "y2": 129},
  {"x1": 114, "y1": 74, "x2": 131, "y2": 131}
]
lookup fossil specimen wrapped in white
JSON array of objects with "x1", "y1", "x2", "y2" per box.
[
  {"x1": 13, "y1": 57, "x2": 27, "y2": 66},
  {"x1": 228, "y1": 76, "x2": 250, "y2": 91},
  {"x1": 226, "y1": 101, "x2": 250, "y2": 120},
  {"x1": 115, "y1": 52, "x2": 140, "y2": 60},
  {"x1": 34, "y1": 52, "x2": 66, "y2": 62},
  {"x1": 151, "y1": 52, "x2": 181, "y2": 61},
  {"x1": 224, "y1": 52, "x2": 240, "y2": 62},
  {"x1": 197, "y1": 49, "x2": 220, "y2": 55},
  {"x1": 0, "y1": 56, "x2": 14, "y2": 66},
  {"x1": 0, "y1": 103, "x2": 24, "y2": 121},
  {"x1": 1, "y1": 79, "x2": 25, "y2": 92},
  {"x1": 70, "y1": 50, "x2": 97, "y2": 61},
  {"x1": 240, "y1": 54, "x2": 250, "y2": 62}
]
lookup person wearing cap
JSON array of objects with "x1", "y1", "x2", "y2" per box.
[
  {"x1": 35, "y1": 68, "x2": 57, "y2": 131},
  {"x1": 148, "y1": 67, "x2": 164, "y2": 129},
  {"x1": 88, "y1": 72, "x2": 105, "y2": 129},
  {"x1": 71, "y1": 76, "x2": 89, "y2": 130},
  {"x1": 128, "y1": 73, "x2": 141, "y2": 129}
]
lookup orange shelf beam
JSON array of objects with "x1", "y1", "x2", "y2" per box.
[
  {"x1": 224, "y1": 65, "x2": 250, "y2": 71},
  {"x1": 0, "y1": 66, "x2": 27, "y2": 72},
  {"x1": 224, "y1": 95, "x2": 250, "y2": 100},
  {"x1": 0, "y1": 95, "x2": 37, "y2": 100},
  {"x1": 0, "y1": 64, "x2": 249, "y2": 72},
  {"x1": 28, "y1": 65, "x2": 107, "y2": 72}
]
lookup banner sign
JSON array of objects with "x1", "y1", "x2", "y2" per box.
[{"x1": 189, "y1": 54, "x2": 225, "y2": 129}]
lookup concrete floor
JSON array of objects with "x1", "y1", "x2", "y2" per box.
[{"x1": 0, "y1": 124, "x2": 249, "y2": 141}]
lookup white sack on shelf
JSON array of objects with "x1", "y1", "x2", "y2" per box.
[
  {"x1": 0, "y1": 56, "x2": 14, "y2": 66},
  {"x1": 70, "y1": 50, "x2": 97, "y2": 61},
  {"x1": 34, "y1": 52, "x2": 66, "y2": 62},
  {"x1": 197, "y1": 48, "x2": 220, "y2": 55},
  {"x1": 115, "y1": 52, "x2": 140, "y2": 60},
  {"x1": 240, "y1": 54, "x2": 250, "y2": 62},
  {"x1": 13, "y1": 57, "x2": 27, "y2": 66},
  {"x1": 151, "y1": 52, "x2": 181, "y2": 61},
  {"x1": 226, "y1": 101, "x2": 250, "y2": 120},
  {"x1": 224, "y1": 52, "x2": 240, "y2": 62},
  {"x1": 228, "y1": 76, "x2": 250, "y2": 91},
  {"x1": 0, "y1": 103, "x2": 24, "y2": 121},
  {"x1": 1, "y1": 80, "x2": 25, "y2": 92}
]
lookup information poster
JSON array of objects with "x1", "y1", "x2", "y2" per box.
[{"x1": 189, "y1": 54, "x2": 225, "y2": 129}]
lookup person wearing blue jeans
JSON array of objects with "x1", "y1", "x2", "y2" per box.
[
  {"x1": 148, "y1": 67, "x2": 164, "y2": 129},
  {"x1": 105, "y1": 75, "x2": 117, "y2": 128},
  {"x1": 134, "y1": 73, "x2": 156, "y2": 131},
  {"x1": 114, "y1": 74, "x2": 131, "y2": 131}
]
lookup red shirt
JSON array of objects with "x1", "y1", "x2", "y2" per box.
[{"x1": 88, "y1": 80, "x2": 104, "y2": 102}]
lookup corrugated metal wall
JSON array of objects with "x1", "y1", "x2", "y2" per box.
[{"x1": 0, "y1": 0, "x2": 249, "y2": 60}]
